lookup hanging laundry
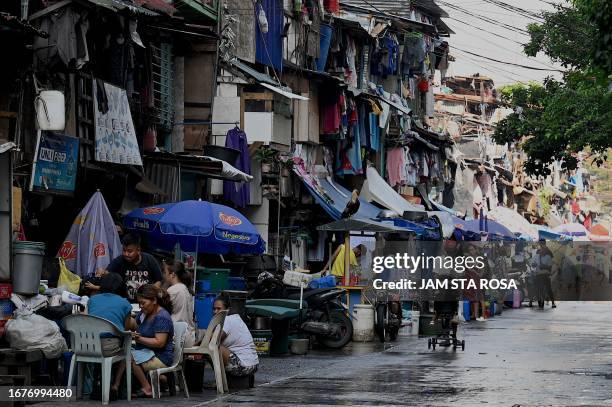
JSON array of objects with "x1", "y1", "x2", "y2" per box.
[
  {"x1": 223, "y1": 127, "x2": 251, "y2": 208},
  {"x1": 402, "y1": 33, "x2": 426, "y2": 75},
  {"x1": 344, "y1": 37, "x2": 358, "y2": 87},
  {"x1": 386, "y1": 148, "x2": 406, "y2": 187},
  {"x1": 368, "y1": 113, "x2": 380, "y2": 151}
]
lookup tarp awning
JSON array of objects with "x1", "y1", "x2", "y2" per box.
[
  {"x1": 260, "y1": 83, "x2": 309, "y2": 100},
  {"x1": 294, "y1": 162, "x2": 439, "y2": 238},
  {"x1": 361, "y1": 166, "x2": 425, "y2": 215},
  {"x1": 143, "y1": 152, "x2": 253, "y2": 183}
]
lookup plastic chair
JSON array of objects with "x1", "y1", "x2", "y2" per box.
[
  {"x1": 149, "y1": 322, "x2": 189, "y2": 399},
  {"x1": 62, "y1": 314, "x2": 132, "y2": 405},
  {"x1": 183, "y1": 310, "x2": 228, "y2": 394}
]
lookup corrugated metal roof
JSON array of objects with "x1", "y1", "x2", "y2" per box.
[
  {"x1": 228, "y1": 58, "x2": 278, "y2": 85},
  {"x1": 85, "y1": 0, "x2": 159, "y2": 16},
  {"x1": 341, "y1": 0, "x2": 413, "y2": 19},
  {"x1": 341, "y1": 0, "x2": 447, "y2": 19}
]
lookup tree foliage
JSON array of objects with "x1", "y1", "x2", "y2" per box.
[{"x1": 493, "y1": 1, "x2": 612, "y2": 176}]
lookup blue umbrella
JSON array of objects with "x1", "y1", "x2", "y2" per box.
[{"x1": 124, "y1": 200, "x2": 265, "y2": 255}]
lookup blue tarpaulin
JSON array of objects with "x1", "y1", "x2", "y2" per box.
[{"x1": 300, "y1": 174, "x2": 441, "y2": 239}]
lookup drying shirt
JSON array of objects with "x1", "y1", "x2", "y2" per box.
[
  {"x1": 222, "y1": 314, "x2": 259, "y2": 367},
  {"x1": 167, "y1": 283, "x2": 196, "y2": 348},
  {"x1": 107, "y1": 253, "x2": 162, "y2": 302}
]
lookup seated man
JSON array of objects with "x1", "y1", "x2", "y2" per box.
[
  {"x1": 213, "y1": 295, "x2": 259, "y2": 377},
  {"x1": 85, "y1": 272, "x2": 132, "y2": 398}
]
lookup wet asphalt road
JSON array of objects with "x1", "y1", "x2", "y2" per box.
[{"x1": 44, "y1": 302, "x2": 612, "y2": 407}]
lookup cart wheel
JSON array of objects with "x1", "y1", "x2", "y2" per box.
[
  {"x1": 428, "y1": 338, "x2": 432, "y2": 349},
  {"x1": 461, "y1": 340, "x2": 465, "y2": 351}
]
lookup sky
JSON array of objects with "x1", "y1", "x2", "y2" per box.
[{"x1": 438, "y1": 0, "x2": 565, "y2": 86}]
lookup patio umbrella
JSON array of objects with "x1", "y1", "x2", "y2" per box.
[
  {"x1": 123, "y1": 200, "x2": 265, "y2": 255},
  {"x1": 58, "y1": 191, "x2": 122, "y2": 277}
]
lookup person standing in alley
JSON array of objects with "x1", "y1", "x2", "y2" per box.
[{"x1": 533, "y1": 241, "x2": 556, "y2": 309}]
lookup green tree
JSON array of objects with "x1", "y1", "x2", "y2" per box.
[{"x1": 493, "y1": 1, "x2": 612, "y2": 176}]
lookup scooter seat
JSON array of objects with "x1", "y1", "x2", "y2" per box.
[{"x1": 286, "y1": 287, "x2": 335, "y2": 301}]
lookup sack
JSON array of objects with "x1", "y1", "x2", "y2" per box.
[
  {"x1": 58, "y1": 258, "x2": 81, "y2": 294},
  {"x1": 308, "y1": 275, "x2": 336, "y2": 289},
  {"x1": 5, "y1": 309, "x2": 67, "y2": 358}
]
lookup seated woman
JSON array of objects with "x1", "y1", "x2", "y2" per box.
[
  {"x1": 163, "y1": 260, "x2": 196, "y2": 347},
  {"x1": 127, "y1": 284, "x2": 175, "y2": 398},
  {"x1": 213, "y1": 295, "x2": 259, "y2": 377}
]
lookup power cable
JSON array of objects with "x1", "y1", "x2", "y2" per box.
[
  {"x1": 447, "y1": 17, "x2": 526, "y2": 45},
  {"x1": 451, "y1": 46, "x2": 565, "y2": 72},
  {"x1": 438, "y1": 0, "x2": 530, "y2": 34},
  {"x1": 453, "y1": 40, "x2": 561, "y2": 70},
  {"x1": 480, "y1": 0, "x2": 544, "y2": 21}
]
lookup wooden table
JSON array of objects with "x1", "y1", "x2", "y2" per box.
[{"x1": 336, "y1": 285, "x2": 367, "y2": 313}]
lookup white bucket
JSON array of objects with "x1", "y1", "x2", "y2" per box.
[
  {"x1": 352, "y1": 304, "x2": 375, "y2": 342},
  {"x1": 36, "y1": 90, "x2": 65, "y2": 131},
  {"x1": 410, "y1": 311, "x2": 420, "y2": 336},
  {"x1": 399, "y1": 318, "x2": 412, "y2": 336}
]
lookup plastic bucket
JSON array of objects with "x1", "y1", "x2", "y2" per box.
[
  {"x1": 410, "y1": 310, "x2": 420, "y2": 336},
  {"x1": 195, "y1": 280, "x2": 212, "y2": 294},
  {"x1": 316, "y1": 24, "x2": 333, "y2": 71},
  {"x1": 194, "y1": 293, "x2": 217, "y2": 329},
  {"x1": 13, "y1": 241, "x2": 45, "y2": 295},
  {"x1": 289, "y1": 338, "x2": 309, "y2": 355},
  {"x1": 352, "y1": 304, "x2": 374, "y2": 342},
  {"x1": 251, "y1": 330, "x2": 273, "y2": 356}
]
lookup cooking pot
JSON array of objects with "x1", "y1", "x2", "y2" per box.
[{"x1": 252, "y1": 316, "x2": 271, "y2": 330}]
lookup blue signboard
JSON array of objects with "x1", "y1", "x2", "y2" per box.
[{"x1": 31, "y1": 131, "x2": 79, "y2": 195}]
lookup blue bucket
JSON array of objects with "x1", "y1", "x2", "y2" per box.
[
  {"x1": 195, "y1": 280, "x2": 212, "y2": 295},
  {"x1": 195, "y1": 293, "x2": 217, "y2": 329},
  {"x1": 316, "y1": 24, "x2": 333, "y2": 71}
]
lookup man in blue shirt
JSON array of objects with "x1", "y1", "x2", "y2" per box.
[{"x1": 86, "y1": 272, "x2": 132, "y2": 398}]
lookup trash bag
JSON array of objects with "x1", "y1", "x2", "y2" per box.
[
  {"x1": 58, "y1": 258, "x2": 81, "y2": 294},
  {"x1": 5, "y1": 309, "x2": 68, "y2": 358}
]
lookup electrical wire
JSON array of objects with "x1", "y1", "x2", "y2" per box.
[
  {"x1": 452, "y1": 49, "x2": 538, "y2": 84},
  {"x1": 480, "y1": 0, "x2": 544, "y2": 21},
  {"x1": 452, "y1": 38, "x2": 560, "y2": 70},
  {"x1": 451, "y1": 46, "x2": 565, "y2": 72},
  {"x1": 438, "y1": 0, "x2": 531, "y2": 34},
  {"x1": 447, "y1": 17, "x2": 526, "y2": 45}
]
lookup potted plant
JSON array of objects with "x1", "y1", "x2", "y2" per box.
[
  {"x1": 279, "y1": 157, "x2": 294, "y2": 177},
  {"x1": 255, "y1": 147, "x2": 277, "y2": 173}
]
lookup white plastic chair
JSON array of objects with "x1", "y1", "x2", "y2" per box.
[
  {"x1": 148, "y1": 321, "x2": 189, "y2": 399},
  {"x1": 184, "y1": 310, "x2": 228, "y2": 394},
  {"x1": 62, "y1": 314, "x2": 132, "y2": 405}
]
